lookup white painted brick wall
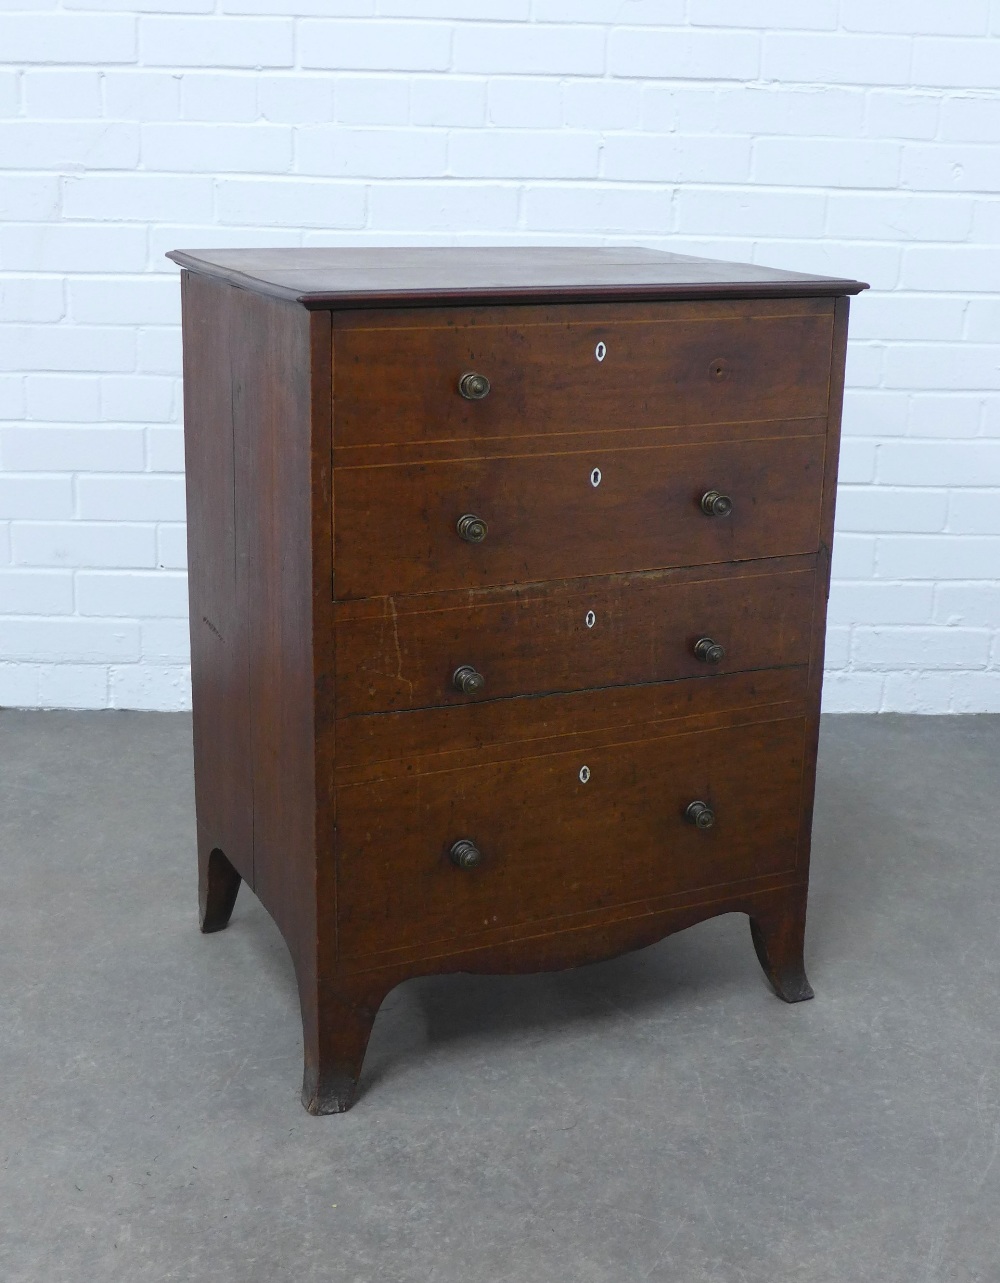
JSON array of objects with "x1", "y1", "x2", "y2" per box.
[{"x1": 0, "y1": 4, "x2": 998, "y2": 713}]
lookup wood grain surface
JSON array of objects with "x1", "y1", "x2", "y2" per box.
[
  {"x1": 167, "y1": 246, "x2": 867, "y2": 308},
  {"x1": 336, "y1": 715, "x2": 807, "y2": 960},
  {"x1": 333, "y1": 433, "x2": 826, "y2": 598},
  {"x1": 334, "y1": 559, "x2": 816, "y2": 716},
  {"x1": 174, "y1": 247, "x2": 862, "y2": 1112},
  {"x1": 333, "y1": 666, "x2": 810, "y2": 781},
  {"x1": 180, "y1": 273, "x2": 256, "y2": 896},
  {"x1": 332, "y1": 299, "x2": 834, "y2": 447}
]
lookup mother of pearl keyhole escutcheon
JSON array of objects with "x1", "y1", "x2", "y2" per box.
[
  {"x1": 579, "y1": 765, "x2": 591, "y2": 784},
  {"x1": 585, "y1": 609, "x2": 596, "y2": 629},
  {"x1": 595, "y1": 341, "x2": 607, "y2": 362}
]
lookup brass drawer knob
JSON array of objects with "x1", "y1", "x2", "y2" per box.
[
  {"x1": 458, "y1": 372, "x2": 491, "y2": 401},
  {"x1": 700, "y1": 490, "x2": 733, "y2": 518},
  {"x1": 453, "y1": 664, "x2": 485, "y2": 696},
  {"x1": 449, "y1": 838, "x2": 483, "y2": 870},
  {"x1": 685, "y1": 800, "x2": 716, "y2": 830},
  {"x1": 693, "y1": 637, "x2": 726, "y2": 665},
  {"x1": 456, "y1": 513, "x2": 488, "y2": 544}
]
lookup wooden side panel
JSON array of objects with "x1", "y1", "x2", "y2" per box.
[
  {"x1": 215, "y1": 283, "x2": 330, "y2": 983},
  {"x1": 332, "y1": 300, "x2": 834, "y2": 447},
  {"x1": 180, "y1": 271, "x2": 253, "y2": 884},
  {"x1": 794, "y1": 294, "x2": 852, "y2": 879}
]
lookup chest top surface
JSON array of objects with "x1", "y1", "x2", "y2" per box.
[{"x1": 166, "y1": 246, "x2": 868, "y2": 309}]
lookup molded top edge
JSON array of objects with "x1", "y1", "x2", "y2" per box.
[{"x1": 166, "y1": 246, "x2": 868, "y2": 309}]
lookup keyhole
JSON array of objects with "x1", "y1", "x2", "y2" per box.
[
  {"x1": 585, "y1": 610, "x2": 596, "y2": 629},
  {"x1": 595, "y1": 341, "x2": 607, "y2": 362},
  {"x1": 710, "y1": 357, "x2": 728, "y2": 380},
  {"x1": 591, "y1": 467, "x2": 602, "y2": 487},
  {"x1": 579, "y1": 765, "x2": 591, "y2": 784}
]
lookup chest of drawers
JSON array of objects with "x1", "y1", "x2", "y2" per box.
[{"x1": 168, "y1": 247, "x2": 866, "y2": 1114}]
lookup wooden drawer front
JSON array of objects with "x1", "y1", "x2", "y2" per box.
[
  {"x1": 334, "y1": 562, "x2": 815, "y2": 716},
  {"x1": 334, "y1": 435, "x2": 825, "y2": 599},
  {"x1": 336, "y1": 716, "x2": 806, "y2": 959},
  {"x1": 332, "y1": 302, "x2": 833, "y2": 447}
]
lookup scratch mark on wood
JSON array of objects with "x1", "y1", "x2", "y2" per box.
[{"x1": 388, "y1": 596, "x2": 413, "y2": 698}]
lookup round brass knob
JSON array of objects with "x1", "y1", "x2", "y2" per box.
[
  {"x1": 456, "y1": 513, "x2": 488, "y2": 544},
  {"x1": 458, "y1": 372, "x2": 491, "y2": 401},
  {"x1": 453, "y1": 664, "x2": 485, "y2": 696},
  {"x1": 449, "y1": 838, "x2": 483, "y2": 870},
  {"x1": 693, "y1": 637, "x2": 726, "y2": 665},
  {"x1": 685, "y1": 800, "x2": 716, "y2": 830},
  {"x1": 700, "y1": 490, "x2": 733, "y2": 518}
]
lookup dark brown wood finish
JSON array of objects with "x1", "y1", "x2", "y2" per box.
[
  {"x1": 178, "y1": 270, "x2": 337, "y2": 1111},
  {"x1": 173, "y1": 247, "x2": 865, "y2": 1114},
  {"x1": 180, "y1": 271, "x2": 254, "y2": 907},
  {"x1": 167, "y1": 246, "x2": 867, "y2": 308},
  {"x1": 334, "y1": 666, "x2": 810, "y2": 782},
  {"x1": 332, "y1": 299, "x2": 833, "y2": 447},
  {"x1": 337, "y1": 715, "x2": 807, "y2": 960},
  {"x1": 332, "y1": 414, "x2": 826, "y2": 469},
  {"x1": 334, "y1": 559, "x2": 815, "y2": 716},
  {"x1": 788, "y1": 292, "x2": 853, "y2": 937},
  {"x1": 334, "y1": 434, "x2": 827, "y2": 598}
]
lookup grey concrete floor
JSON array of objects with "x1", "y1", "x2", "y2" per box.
[{"x1": 1, "y1": 711, "x2": 999, "y2": 1283}]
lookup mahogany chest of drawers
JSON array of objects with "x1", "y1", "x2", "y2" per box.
[{"x1": 168, "y1": 247, "x2": 866, "y2": 1114}]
